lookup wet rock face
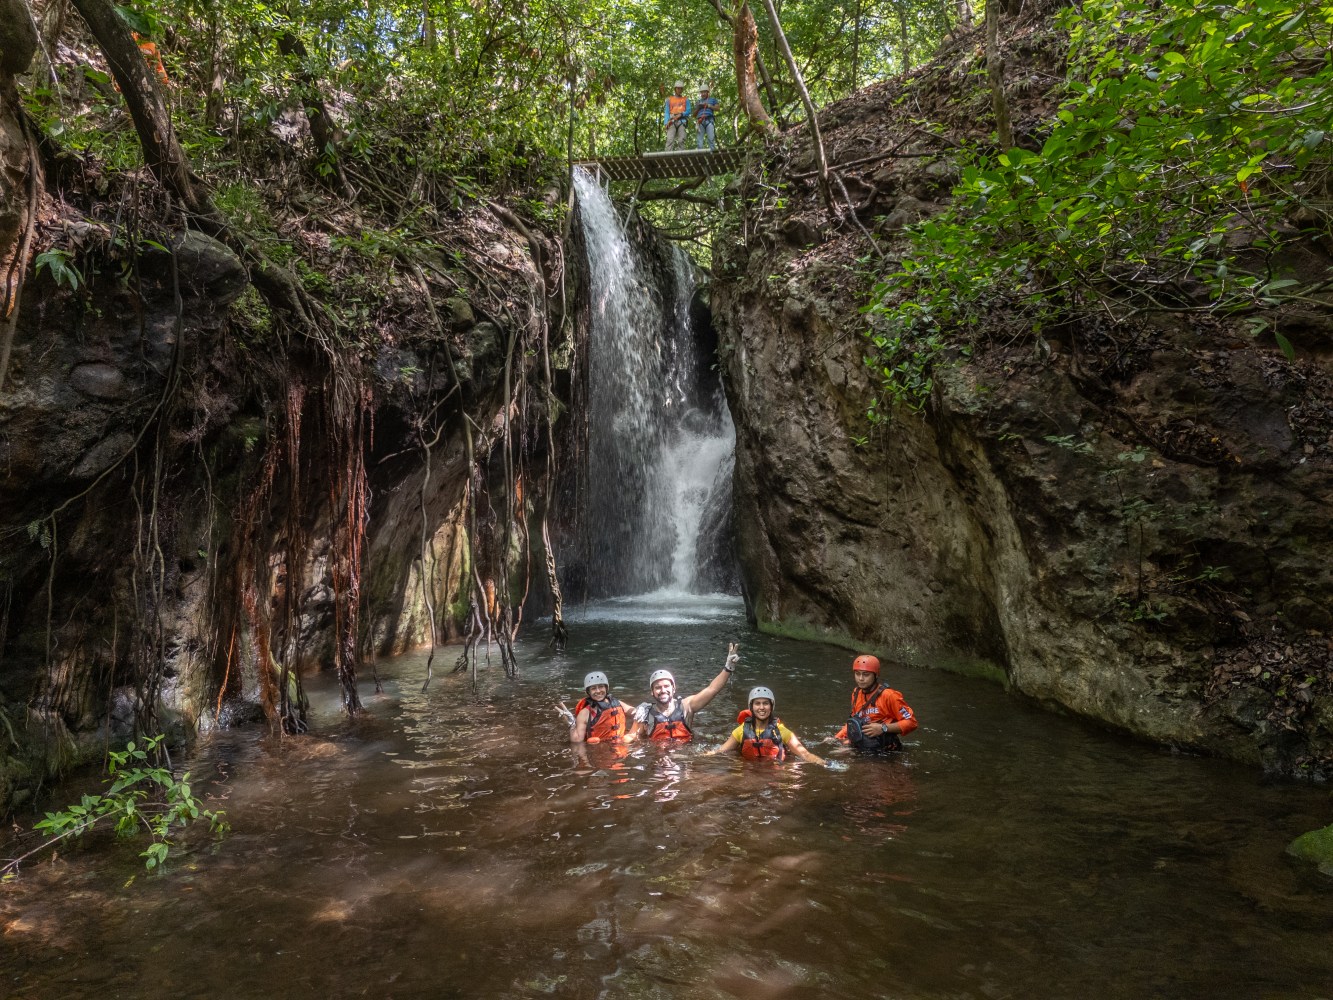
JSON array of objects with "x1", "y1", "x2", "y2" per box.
[
  {"x1": 0, "y1": 229, "x2": 248, "y2": 705},
  {"x1": 1, "y1": 230, "x2": 246, "y2": 504},
  {"x1": 712, "y1": 116, "x2": 1333, "y2": 774}
]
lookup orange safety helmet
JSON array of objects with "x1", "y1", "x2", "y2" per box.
[{"x1": 851, "y1": 654, "x2": 881, "y2": 675}]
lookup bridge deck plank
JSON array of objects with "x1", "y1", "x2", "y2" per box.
[{"x1": 573, "y1": 149, "x2": 746, "y2": 182}]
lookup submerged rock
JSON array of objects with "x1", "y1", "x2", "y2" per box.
[{"x1": 1286, "y1": 825, "x2": 1333, "y2": 875}]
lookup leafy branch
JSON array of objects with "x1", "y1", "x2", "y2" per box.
[
  {"x1": 1, "y1": 735, "x2": 228, "y2": 878},
  {"x1": 863, "y1": 0, "x2": 1333, "y2": 413}
]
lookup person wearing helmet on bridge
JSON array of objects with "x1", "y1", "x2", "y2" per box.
[
  {"x1": 830, "y1": 654, "x2": 918, "y2": 752},
  {"x1": 559, "y1": 671, "x2": 631, "y2": 744},
  {"x1": 704, "y1": 686, "x2": 828, "y2": 765},
  {"x1": 694, "y1": 84, "x2": 720, "y2": 152},
  {"x1": 631, "y1": 643, "x2": 739, "y2": 740},
  {"x1": 662, "y1": 80, "x2": 693, "y2": 152}
]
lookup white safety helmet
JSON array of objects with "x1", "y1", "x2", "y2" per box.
[
  {"x1": 700, "y1": 84, "x2": 711, "y2": 93},
  {"x1": 583, "y1": 671, "x2": 609, "y2": 691},
  {"x1": 748, "y1": 686, "x2": 775, "y2": 707},
  {"x1": 673, "y1": 80, "x2": 685, "y2": 89},
  {"x1": 648, "y1": 669, "x2": 676, "y2": 689}
]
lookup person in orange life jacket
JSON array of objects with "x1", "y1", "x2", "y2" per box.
[
  {"x1": 558, "y1": 671, "x2": 633, "y2": 744},
  {"x1": 704, "y1": 687, "x2": 828, "y2": 765},
  {"x1": 630, "y1": 643, "x2": 739, "y2": 740},
  {"x1": 829, "y1": 654, "x2": 918, "y2": 752},
  {"x1": 662, "y1": 80, "x2": 692, "y2": 152}
]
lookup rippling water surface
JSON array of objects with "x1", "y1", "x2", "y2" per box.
[{"x1": 3, "y1": 594, "x2": 1331, "y2": 999}]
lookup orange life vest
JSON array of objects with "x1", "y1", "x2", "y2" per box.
[
  {"x1": 576, "y1": 695, "x2": 626, "y2": 743},
  {"x1": 740, "y1": 717, "x2": 786, "y2": 761},
  {"x1": 647, "y1": 700, "x2": 692, "y2": 741},
  {"x1": 666, "y1": 94, "x2": 689, "y2": 121}
]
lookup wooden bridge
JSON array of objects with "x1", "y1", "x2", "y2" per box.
[{"x1": 573, "y1": 148, "x2": 747, "y2": 183}]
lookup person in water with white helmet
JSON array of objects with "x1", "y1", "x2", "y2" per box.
[
  {"x1": 704, "y1": 686, "x2": 829, "y2": 765},
  {"x1": 629, "y1": 643, "x2": 740, "y2": 741},
  {"x1": 558, "y1": 671, "x2": 631, "y2": 744}
]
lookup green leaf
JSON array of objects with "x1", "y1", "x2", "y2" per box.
[{"x1": 1273, "y1": 331, "x2": 1296, "y2": 362}]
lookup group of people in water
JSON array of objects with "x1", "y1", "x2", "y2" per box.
[{"x1": 556, "y1": 645, "x2": 917, "y2": 768}]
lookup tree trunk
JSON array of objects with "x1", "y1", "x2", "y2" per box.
[
  {"x1": 204, "y1": 8, "x2": 225, "y2": 129},
  {"x1": 731, "y1": 1, "x2": 772, "y2": 132},
  {"x1": 423, "y1": 1, "x2": 436, "y2": 50},
  {"x1": 68, "y1": 0, "x2": 214, "y2": 216},
  {"x1": 985, "y1": 0, "x2": 1013, "y2": 149},
  {"x1": 850, "y1": 0, "x2": 861, "y2": 94},
  {"x1": 757, "y1": 0, "x2": 833, "y2": 210},
  {"x1": 0, "y1": 0, "x2": 40, "y2": 393},
  {"x1": 897, "y1": 6, "x2": 911, "y2": 74},
  {"x1": 27, "y1": 0, "x2": 63, "y2": 86},
  {"x1": 956, "y1": 0, "x2": 974, "y2": 29},
  {"x1": 276, "y1": 28, "x2": 353, "y2": 197}
]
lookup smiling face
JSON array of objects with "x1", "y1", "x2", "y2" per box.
[
  {"x1": 651, "y1": 678, "x2": 675, "y2": 704},
  {"x1": 750, "y1": 698, "x2": 773, "y2": 721},
  {"x1": 852, "y1": 669, "x2": 878, "y2": 690},
  {"x1": 586, "y1": 683, "x2": 609, "y2": 702}
]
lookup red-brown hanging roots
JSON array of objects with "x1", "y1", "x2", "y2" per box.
[
  {"x1": 233, "y1": 425, "x2": 284, "y2": 727},
  {"x1": 327, "y1": 378, "x2": 372, "y2": 715},
  {"x1": 211, "y1": 377, "x2": 306, "y2": 735},
  {"x1": 276, "y1": 378, "x2": 309, "y2": 732}
]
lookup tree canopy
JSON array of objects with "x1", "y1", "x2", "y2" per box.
[{"x1": 23, "y1": 0, "x2": 961, "y2": 192}]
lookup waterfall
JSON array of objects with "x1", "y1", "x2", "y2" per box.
[{"x1": 572, "y1": 167, "x2": 736, "y2": 597}]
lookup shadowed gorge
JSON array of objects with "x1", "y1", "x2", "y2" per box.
[{"x1": 2, "y1": 0, "x2": 1333, "y2": 993}]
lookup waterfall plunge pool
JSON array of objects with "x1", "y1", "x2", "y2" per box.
[{"x1": 3, "y1": 595, "x2": 1331, "y2": 999}]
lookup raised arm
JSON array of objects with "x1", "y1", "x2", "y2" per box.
[{"x1": 681, "y1": 644, "x2": 739, "y2": 714}]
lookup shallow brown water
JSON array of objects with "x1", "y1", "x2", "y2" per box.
[{"x1": 3, "y1": 593, "x2": 1331, "y2": 999}]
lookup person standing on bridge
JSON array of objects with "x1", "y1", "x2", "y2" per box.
[
  {"x1": 663, "y1": 80, "x2": 692, "y2": 151},
  {"x1": 694, "y1": 84, "x2": 720, "y2": 152}
]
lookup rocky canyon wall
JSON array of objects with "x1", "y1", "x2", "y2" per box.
[{"x1": 711, "y1": 24, "x2": 1333, "y2": 773}]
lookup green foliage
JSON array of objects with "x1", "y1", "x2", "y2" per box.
[
  {"x1": 12, "y1": 736, "x2": 227, "y2": 874},
  {"x1": 864, "y1": 327, "x2": 966, "y2": 415},
  {"x1": 33, "y1": 249, "x2": 81, "y2": 292},
  {"x1": 864, "y1": 0, "x2": 1333, "y2": 412},
  {"x1": 25, "y1": 519, "x2": 52, "y2": 550},
  {"x1": 1046, "y1": 433, "x2": 1095, "y2": 455}
]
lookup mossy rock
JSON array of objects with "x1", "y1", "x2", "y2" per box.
[{"x1": 1286, "y1": 824, "x2": 1333, "y2": 874}]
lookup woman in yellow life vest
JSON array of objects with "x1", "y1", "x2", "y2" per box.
[{"x1": 704, "y1": 686, "x2": 829, "y2": 765}]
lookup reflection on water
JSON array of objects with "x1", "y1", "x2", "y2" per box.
[{"x1": 3, "y1": 595, "x2": 1332, "y2": 999}]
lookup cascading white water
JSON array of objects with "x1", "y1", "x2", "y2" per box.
[{"x1": 573, "y1": 167, "x2": 735, "y2": 597}]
